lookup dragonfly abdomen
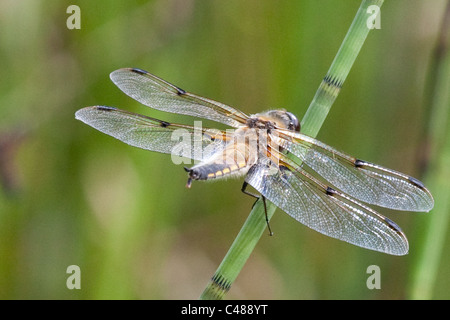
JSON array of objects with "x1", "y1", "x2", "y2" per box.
[
  {"x1": 185, "y1": 142, "x2": 256, "y2": 187},
  {"x1": 187, "y1": 162, "x2": 247, "y2": 179}
]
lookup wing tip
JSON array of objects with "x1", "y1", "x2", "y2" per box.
[
  {"x1": 74, "y1": 107, "x2": 89, "y2": 121},
  {"x1": 421, "y1": 198, "x2": 435, "y2": 212},
  {"x1": 405, "y1": 176, "x2": 435, "y2": 212}
]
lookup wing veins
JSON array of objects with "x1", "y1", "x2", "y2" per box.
[
  {"x1": 271, "y1": 129, "x2": 434, "y2": 212},
  {"x1": 75, "y1": 106, "x2": 229, "y2": 161},
  {"x1": 109, "y1": 68, "x2": 249, "y2": 128},
  {"x1": 248, "y1": 145, "x2": 409, "y2": 255}
]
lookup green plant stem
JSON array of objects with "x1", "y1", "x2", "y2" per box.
[
  {"x1": 408, "y1": 0, "x2": 450, "y2": 299},
  {"x1": 199, "y1": 200, "x2": 276, "y2": 300},
  {"x1": 199, "y1": 0, "x2": 384, "y2": 300},
  {"x1": 301, "y1": 0, "x2": 384, "y2": 136}
]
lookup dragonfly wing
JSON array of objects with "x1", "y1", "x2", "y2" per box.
[
  {"x1": 277, "y1": 132, "x2": 434, "y2": 212},
  {"x1": 109, "y1": 68, "x2": 249, "y2": 128},
  {"x1": 75, "y1": 106, "x2": 228, "y2": 161},
  {"x1": 245, "y1": 158, "x2": 409, "y2": 255}
]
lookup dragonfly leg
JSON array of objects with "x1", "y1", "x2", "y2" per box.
[{"x1": 241, "y1": 182, "x2": 273, "y2": 236}]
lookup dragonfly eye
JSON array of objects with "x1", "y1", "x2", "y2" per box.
[{"x1": 286, "y1": 112, "x2": 301, "y2": 132}]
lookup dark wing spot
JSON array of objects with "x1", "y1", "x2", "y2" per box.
[
  {"x1": 384, "y1": 217, "x2": 403, "y2": 234},
  {"x1": 175, "y1": 86, "x2": 186, "y2": 95},
  {"x1": 326, "y1": 186, "x2": 336, "y2": 196},
  {"x1": 354, "y1": 159, "x2": 365, "y2": 168},
  {"x1": 96, "y1": 106, "x2": 116, "y2": 111},
  {"x1": 160, "y1": 121, "x2": 171, "y2": 128},
  {"x1": 408, "y1": 176, "x2": 425, "y2": 189},
  {"x1": 130, "y1": 68, "x2": 148, "y2": 75}
]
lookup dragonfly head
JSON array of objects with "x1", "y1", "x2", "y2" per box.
[{"x1": 285, "y1": 111, "x2": 301, "y2": 132}]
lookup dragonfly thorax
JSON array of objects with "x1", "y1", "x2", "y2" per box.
[
  {"x1": 245, "y1": 117, "x2": 276, "y2": 132},
  {"x1": 250, "y1": 110, "x2": 301, "y2": 132}
]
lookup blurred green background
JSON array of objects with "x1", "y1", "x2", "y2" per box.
[{"x1": 0, "y1": 0, "x2": 448, "y2": 299}]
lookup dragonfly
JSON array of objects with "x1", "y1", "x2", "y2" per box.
[{"x1": 75, "y1": 68, "x2": 434, "y2": 256}]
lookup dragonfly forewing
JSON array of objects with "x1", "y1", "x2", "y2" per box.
[{"x1": 110, "y1": 68, "x2": 249, "y2": 128}]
